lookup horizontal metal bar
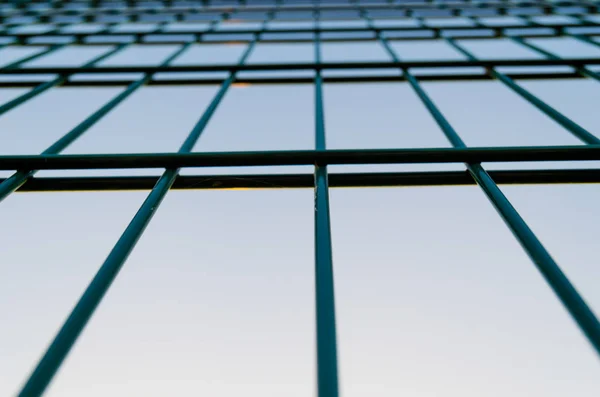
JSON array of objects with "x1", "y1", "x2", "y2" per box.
[
  {"x1": 2, "y1": 44, "x2": 66, "y2": 69},
  {"x1": 0, "y1": 17, "x2": 597, "y2": 38},
  {"x1": 2, "y1": 58, "x2": 599, "y2": 75},
  {"x1": 0, "y1": 77, "x2": 64, "y2": 116},
  {"x1": 0, "y1": 71, "x2": 585, "y2": 89},
  {"x1": 3, "y1": 2, "x2": 595, "y2": 16},
  {"x1": 10, "y1": 169, "x2": 600, "y2": 192},
  {"x1": 0, "y1": 28, "x2": 582, "y2": 46},
  {"x1": 0, "y1": 17, "x2": 589, "y2": 39},
  {"x1": 0, "y1": 146, "x2": 598, "y2": 170},
  {"x1": 0, "y1": 43, "x2": 127, "y2": 121},
  {"x1": 0, "y1": 43, "x2": 191, "y2": 204},
  {"x1": 511, "y1": 36, "x2": 600, "y2": 83}
]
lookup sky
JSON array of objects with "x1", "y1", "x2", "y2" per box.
[{"x1": 0, "y1": 34, "x2": 600, "y2": 396}]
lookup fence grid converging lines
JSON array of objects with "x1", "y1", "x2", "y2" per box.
[{"x1": 1, "y1": 1, "x2": 600, "y2": 396}]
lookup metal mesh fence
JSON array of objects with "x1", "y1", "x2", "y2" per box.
[{"x1": 1, "y1": 1, "x2": 600, "y2": 395}]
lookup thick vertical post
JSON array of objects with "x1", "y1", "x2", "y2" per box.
[
  {"x1": 313, "y1": 33, "x2": 340, "y2": 397},
  {"x1": 17, "y1": 38, "x2": 258, "y2": 397}
]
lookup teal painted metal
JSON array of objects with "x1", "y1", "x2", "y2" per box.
[
  {"x1": 3, "y1": 3, "x2": 600, "y2": 394},
  {"x1": 2, "y1": 44, "x2": 67, "y2": 70},
  {"x1": 510, "y1": 37, "x2": 600, "y2": 83},
  {"x1": 313, "y1": 34, "x2": 340, "y2": 397},
  {"x1": 445, "y1": 38, "x2": 600, "y2": 145},
  {"x1": 17, "y1": 168, "x2": 178, "y2": 397},
  {"x1": 0, "y1": 78, "x2": 63, "y2": 116},
  {"x1": 0, "y1": 145, "x2": 599, "y2": 170},
  {"x1": 0, "y1": 43, "x2": 128, "y2": 117},
  {"x1": 464, "y1": 14, "x2": 600, "y2": 85},
  {"x1": 8, "y1": 169, "x2": 600, "y2": 192},
  {"x1": 574, "y1": 35, "x2": 600, "y2": 51},
  {"x1": 0, "y1": 43, "x2": 189, "y2": 203},
  {"x1": 17, "y1": 38, "x2": 259, "y2": 397},
  {"x1": 380, "y1": 34, "x2": 600, "y2": 358},
  {"x1": 5, "y1": 59, "x2": 599, "y2": 77}
]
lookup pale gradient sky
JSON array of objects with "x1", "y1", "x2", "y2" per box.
[{"x1": 0, "y1": 35, "x2": 600, "y2": 396}]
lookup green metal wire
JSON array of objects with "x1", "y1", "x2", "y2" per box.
[
  {"x1": 314, "y1": 32, "x2": 340, "y2": 397},
  {"x1": 509, "y1": 36, "x2": 600, "y2": 83},
  {"x1": 0, "y1": 145, "x2": 597, "y2": 170},
  {"x1": 17, "y1": 31, "x2": 260, "y2": 397},
  {"x1": 2, "y1": 4, "x2": 600, "y2": 395},
  {"x1": 378, "y1": 33, "x2": 600, "y2": 358},
  {"x1": 0, "y1": 43, "x2": 129, "y2": 117},
  {"x1": 574, "y1": 34, "x2": 600, "y2": 51},
  {"x1": 445, "y1": 37, "x2": 600, "y2": 145},
  {"x1": 2, "y1": 44, "x2": 67, "y2": 70},
  {"x1": 0, "y1": 44, "x2": 74, "y2": 116},
  {"x1": 0, "y1": 43, "x2": 189, "y2": 203}
]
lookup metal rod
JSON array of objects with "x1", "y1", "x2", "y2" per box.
[
  {"x1": 519, "y1": 15, "x2": 600, "y2": 47},
  {"x1": 8, "y1": 168, "x2": 600, "y2": 192},
  {"x1": 0, "y1": 72, "x2": 589, "y2": 88},
  {"x1": 2, "y1": 44, "x2": 67, "y2": 70},
  {"x1": 5, "y1": 2, "x2": 600, "y2": 393},
  {"x1": 0, "y1": 43, "x2": 129, "y2": 117},
  {"x1": 0, "y1": 43, "x2": 191, "y2": 203},
  {"x1": 445, "y1": 38, "x2": 600, "y2": 145},
  {"x1": 379, "y1": 32, "x2": 600, "y2": 358},
  {"x1": 510, "y1": 36, "x2": 600, "y2": 83},
  {"x1": 314, "y1": 32, "x2": 340, "y2": 397},
  {"x1": 2, "y1": 2, "x2": 598, "y2": 17},
  {"x1": 0, "y1": 17, "x2": 598, "y2": 42},
  {"x1": 0, "y1": 145, "x2": 597, "y2": 170},
  {"x1": 17, "y1": 33, "x2": 260, "y2": 397},
  {"x1": 0, "y1": 57, "x2": 599, "y2": 75},
  {"x1": 16, "y1": 168, "x2": 177, "y2": 397},
  {"x1": 573, "y1": 34, "x2": 600, "y2": 51}
]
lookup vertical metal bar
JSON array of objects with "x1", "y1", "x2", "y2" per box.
[
  {"x1": 17, "y1": 36, "x2": 259, "y2": 397},
  {"x1": 0, "y1": 43, "x2": 190, "y2": 203},
  {"x1": 0, "y1": 43, "x2": 129, "y2": 117},
  {"x1": 313, "y1": 32, "x2": 340, "y2": 397},
  {"x1": 378, "y1": 33, "x2": 600, "y2": 357},
  {"x1": 445, "y1": 38, "x2": 600, "y2": 145}
]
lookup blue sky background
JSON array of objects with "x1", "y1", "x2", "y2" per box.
[{"x1": 0, "y1": 34, "x2": 600, "y2": 396}]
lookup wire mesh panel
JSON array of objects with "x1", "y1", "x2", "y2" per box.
[{"x1": 1, "y1": 1, "x2": 600, "y2": 396}]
